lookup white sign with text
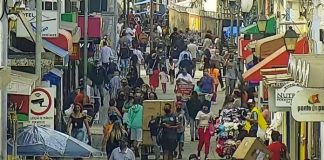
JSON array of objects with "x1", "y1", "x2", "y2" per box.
[
  {"x1": 275, "y1": 82, "x2": 303, "y2": 107},
  {"x1": 17, "y1": 10, "x2": 58, "y2": 37}
]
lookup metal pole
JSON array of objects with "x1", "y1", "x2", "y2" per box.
[
  {"x1": 150, "y1": 0, "x2": 154, "y2": 50},
  {"x1": 236, "y1": 11, "x2": 240, "y2": 47},
  {"x1": 83, "y1": 0, "x2": 89, "y2": 104},
  {"x1": 113, "y1": 0, "x2": 118, "y2": 51},
  {"x1": 230, "y1": 13, "x2": 234, "y2": 48},
  {"x1": 0, "y1": 0, "x2": 8, "y2": 158},
  {"x1": 36, "y1": 0, "x2": 43, "y2": 80},
  {"x1": 124, "y1": 0, "x2": 127, "y2": 26},
  {"x1": 56, "y1": 0, "x2": 62, "y2": 132},
  {"x1": 126, "y1": 0, "x2": 129, "y2": 27}
]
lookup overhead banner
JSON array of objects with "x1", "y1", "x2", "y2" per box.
[
  {"x1": 275, "y1": 82, "x2": 303, "y2": 107},
  {"x1": 291, "y1": 88, "x2": 324, "y2": 122},
  {"x1": 26, "y1": 87, "x2": 55, "y2": 128},
  {"x1": 17, "y1": 10, "x2": 59, "y2": 37}
]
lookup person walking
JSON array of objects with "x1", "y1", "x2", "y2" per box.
[
  {"x1": 224, "y1": 55, "x2": 237, "y2": 95},
  {"x1": 168, "y1": 58, "x2": 175, "y2": 84},
  {"x1": 187, "y1": 38, "x2": 198, "y2": 77},
  {"x1": 109, "y1": 136, "x2": 136, "y2": 160},
  {"x1": 67, "y1": 103, "x2": 91, "y2": 143},
  {"x1": 119, "y1": 31, "x2": 131, "y2": 77},
  {"x1": 209, "y1": 64, "x2": 220, "y2": 102},
  {"x1": 104, "y1": 122, "x2": 128, "y2": 159},
  {"x1": 90, "y1": 60, "x2": 106, "y2": 106},
  {"x1": 100, "y1": 41, "x2": 114, "y2": 71},
  {"x1": 109, "y1": 71, "x2": 122, "y2": 100},
  {"x1": 148, "y1": 53, "x2": 160, "y2": 91},
  {"x1": 186, "y1": 91, "x2": 201, "y2": 141},
  {"x1": 148, "y1": 116, "x2": 161, "y2": 160},
  {"x1": 195, "y1": 101, "x2": 214, "y2": 160},
  {"x1": 268, "y1": 131, "x2": 290, "y2": 160},
  {"x1": 159, "y1": 67, "x2": 169, "y2": 94},
  {"x1": 175, "y1": 103, "x2": 186, "y2": 159},
  {"x1": 160, "y1": 103, "x2": 179, "y2": 160},
  {"x1": 127, "y1": 97, "x2": 143, "y2": 157}
]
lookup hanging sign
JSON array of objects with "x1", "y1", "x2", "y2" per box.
[
  {"x1": 17, "y1": 10, "x2": 59, "y2": 37},
  {"x1": 275, "y1": 82, "x2": 303, "y2": 107},
  {"x1": 291, "y1": 88, "x2": 324, "y2": 122},
  {"x1": 27, "y1": 87, "x2": 55, "y2": 128}
]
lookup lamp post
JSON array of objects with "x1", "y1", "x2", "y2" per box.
[
  {"x1": 257, "y1": 14, "x2": 267, "y2": 34},
  {"x1": 283, "y1": 26, "x2": 299, "y2": 53}
]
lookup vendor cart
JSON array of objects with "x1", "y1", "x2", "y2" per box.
[{"x1": 175, "y1": 83, "x2": 194, "y2": 101}]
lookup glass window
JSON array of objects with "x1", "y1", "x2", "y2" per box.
[
  {"x1": 53, "y1": 2, "x2": 57, "y2": 10},
  {"x1": 45, "y1": 1, "x2": 52, "y2": 10}
]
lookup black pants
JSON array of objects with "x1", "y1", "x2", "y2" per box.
[{"x1": 218, "y1": 68, "x2": 224, "y2": 88}]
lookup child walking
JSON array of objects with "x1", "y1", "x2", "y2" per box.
[
  {"x1": 159, "y1": 67, "x2": 169, "y2": 93},
  {"x1": 168, "y1": 58, "x2": 175, "y2": 84}
]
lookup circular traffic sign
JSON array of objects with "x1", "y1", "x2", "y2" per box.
[{"x1": 30, "y1": 88, "x2": 52, "y2": 116}]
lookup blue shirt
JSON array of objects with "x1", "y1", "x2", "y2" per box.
[{"x1": 200, "y1": 76, "x2": 214, "y2": 94}]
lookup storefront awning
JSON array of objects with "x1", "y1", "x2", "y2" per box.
[
  {"x1": 0, "y1": 67, "x2": 11, "y2": 89},
  {"x1": 42, "y1": 40, "x2": 69, "y2": 66},
  {"x1": 243, "y1": 37, "x2": 309, "y2": 81},
  {"x1": 255, "y1": 33, "x2": 284, "y2": 59},
  {"x1": 240, "y1": 15, "x2": 276, "y2": 34},
  {"x1": 243, "y1": 46, "x2": 289, "y2": 81},
  {"x1": 8, "y1": 70, "x2": 38, "y2": 95},
  {"x1": 45, "y1": 29, "x2": 73, "y2": 53},
  {"x1": 60, "y1": 21, "x2": 81, "y2": 43}
]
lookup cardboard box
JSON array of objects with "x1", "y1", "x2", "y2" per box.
[
  {"x1": 142, "y1": 100, "x2": 175, "y2": 145},
  {"x1": 232, "y1": 137, "x2": 270, "y2": 160}
]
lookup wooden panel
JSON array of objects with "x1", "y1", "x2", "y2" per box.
[
  {"x1": 142, "y1": 130, "x2": 153, "y2": 145},
  {"x1": 142, "y1": 100, "x2": 175, "y2": 146},
  {"x1": 143, "y1": 101, "x2": 161, "y2": 131}
]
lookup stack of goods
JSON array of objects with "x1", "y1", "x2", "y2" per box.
[{"x1": 215, "y1": 108, "x2": 249, "y2": 158}]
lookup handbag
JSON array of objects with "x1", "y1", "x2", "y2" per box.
[
  {"x1": 146, "y1": 59, "x2": 157, "y2": 75},
  {"x1": 208, "y1": 122, "x2": 215, "y2": 136}
]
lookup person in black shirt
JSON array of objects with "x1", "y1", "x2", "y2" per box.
[
  {"x1": 67, "y1": 103, "x2": 91, "y2": 143},
  {"x1": 90, "y1": 60, "x2": 106, "y2": 106},
  {"x1": 179, "y1": 54, "x2": 193, "y2": 77},
  {"x1": 186, "y1": 91, "x2": 201, "y2": 141},
  {"x1": 160, "y1": 103, "x2": 179, "y2": 160},
  {"x1": 119, "y1": 47, "x2": 130, "y2": 77},
  {"x1": 148, "y1": 116, "x2": 161, "y2": 160}
]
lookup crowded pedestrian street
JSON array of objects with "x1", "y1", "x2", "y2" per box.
[{"x1": 1, "y1": 0, "x2": 324, "y2": 159}]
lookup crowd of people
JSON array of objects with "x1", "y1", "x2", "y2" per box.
[{"x1": 62, "y1": 10, "x2": 290, "y2": 159}]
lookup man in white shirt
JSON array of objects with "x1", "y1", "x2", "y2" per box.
[
  {"x1": 176, "y1": 68, "x2": 193, "y2": 84},
  {"x1": 156, "y1": 25, "x2": 163, "y2": 37},
  {"x1": 100, "y1": 41, "x2": 114, "y2": 70},
  {"x1": 187, "y1": 38, "x2": 198, "y2": 77}
]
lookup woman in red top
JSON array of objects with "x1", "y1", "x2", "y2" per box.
[{"x1": 267, "y1": 131, "x2": 290, "y2": 160}]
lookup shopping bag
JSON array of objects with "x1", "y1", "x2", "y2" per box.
[{"x1": 208, "y1": 122, "x2": 215, "y2": 136}]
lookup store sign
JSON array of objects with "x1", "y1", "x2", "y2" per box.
[
  {"x1": 17, "y1": 10, "x2": 58, "y2": 37},
  {"x1": 8, "y1": 94, "x2": 30, "y2": 122},
  {"x1": 275, "y1": 82, "x2": 303, "y2": 107},
  {"x1": 26, "y1": 88, "x2": 55, "y2": 128},
  {"x1": 291, "y1": 88, "x2": 324, "y2": 122},
  {"x1": 288, "y1": 55, "x2": 324, "y2": 88}
]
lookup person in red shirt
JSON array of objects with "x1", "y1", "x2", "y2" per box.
[{"x1": 267, "y1": 131, "x2": 290, "y2": 160}]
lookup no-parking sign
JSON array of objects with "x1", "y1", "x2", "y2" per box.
[{"x1": 27, "y1": 87, "x2": 55, "y2": 129}]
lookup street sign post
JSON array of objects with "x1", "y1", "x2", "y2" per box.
[{"x1": 27, "y1": 88, "x2": 55, "y2": 129}]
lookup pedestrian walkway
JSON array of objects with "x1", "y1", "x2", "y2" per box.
[{"x1": 90, "y1": 66, "x2": 225, "y2": 159}]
